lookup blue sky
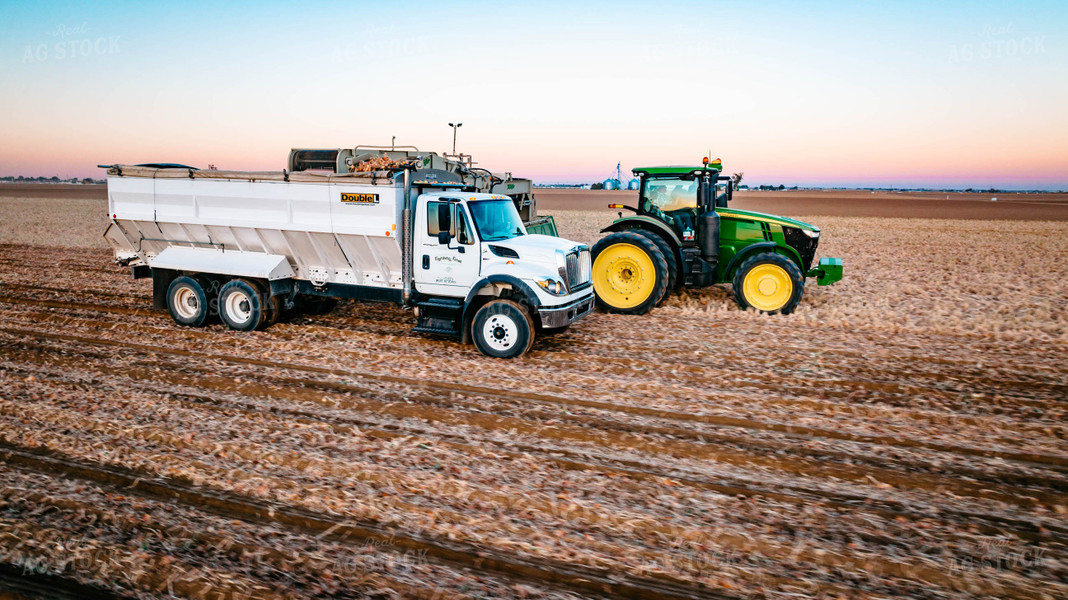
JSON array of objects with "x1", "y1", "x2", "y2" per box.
[{"x1": 1, "y1": 1, "x2": 1065, "y2": 188}]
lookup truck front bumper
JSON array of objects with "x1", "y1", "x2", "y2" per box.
[
  {"x1": 538, "y1": 290, "x2": 595, "y2": 328},
  {"x1": 806, "y1": 257, "x2": 844, "y2": 286}
]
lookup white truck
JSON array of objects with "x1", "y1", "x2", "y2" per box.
[{"x1": 101, "y1": 152, "x2": 594, "y2": 358}]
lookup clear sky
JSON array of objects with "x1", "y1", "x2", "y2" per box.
[{"x1": 1, "y1": 1, "x2": 1065, "y2": 189}]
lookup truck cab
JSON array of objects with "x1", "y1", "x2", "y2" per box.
[{"x1": 412, "y1": 191, "x2": 594, "y2": 356}]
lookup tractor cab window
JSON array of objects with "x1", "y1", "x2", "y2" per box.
[
  {"x1": 641, "y1": 177, "x2": 699, "y2": 241},
  {"x1": 643, "y1": 178, "x2": 698, "y2": 212}
]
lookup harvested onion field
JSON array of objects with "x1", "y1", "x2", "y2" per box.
[{"x1": 1, "y1": 189, "x2": 1067, "y2": 599}]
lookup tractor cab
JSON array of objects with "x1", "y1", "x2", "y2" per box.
[{"x1": 632, "y1": 160, "x2": 732, "y2": 245}]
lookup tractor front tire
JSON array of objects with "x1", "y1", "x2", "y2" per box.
[
  {"x1": 732, "y1": 252, "x2": 804, "y2": 315},
  {"x1": 591, "y1": 231, "x2": 669, "y2": 314}
]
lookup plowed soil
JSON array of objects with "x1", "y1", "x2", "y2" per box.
[{"x1": 0, "y1": 187, "x2": 1066, "y2": 599}]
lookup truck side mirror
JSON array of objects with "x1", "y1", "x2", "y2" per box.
[
  {"x1": 437, "y1": 203, "x2": 451, "y2": 233},
  {"x1": 437, "y1": 230, "x2": 452, "y2": 245}
]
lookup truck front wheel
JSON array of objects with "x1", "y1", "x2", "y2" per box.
[
  {"x1": 472, "y1": 299, "x2": 535, "y2": 359},
  {"x1": 732, "y1": 252, "x2": 804, "y2": 314},
  {"x1": 219, "y1": 279, "x2": 266, "y2": 331}
]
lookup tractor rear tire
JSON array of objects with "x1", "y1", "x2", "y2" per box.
[
  {"x1": 631, "y1": 229, "x2": 678, "y2": 298},
  {"x1": 591, "y1": 231, "x2": 669, "y2": 314},
  {"x1": 732, "y1": 252, "x2": 804, "y2": 315}
]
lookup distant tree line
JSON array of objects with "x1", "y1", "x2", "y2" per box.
[
  {"x1": 0, "y1": 175, "x2": 104, "y2": 184},
  {"x1": 751, "y1": 185, "x2": 797, "y2": 191}
]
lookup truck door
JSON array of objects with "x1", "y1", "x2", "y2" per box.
[{"x1": 415, "y1": 198, "x2": 481, "y2": 296}]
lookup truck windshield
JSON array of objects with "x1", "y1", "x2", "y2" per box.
[{"x1": 468, "y1": 199, "x2": 526, "y2": 241}]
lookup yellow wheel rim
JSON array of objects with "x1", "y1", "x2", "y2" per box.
[
  {"x1": 742, "y1": 264, "x2": 792, "y2": 312},
  {"x1": 593, "y1": 243, "x2": 656, "y2": 309}
]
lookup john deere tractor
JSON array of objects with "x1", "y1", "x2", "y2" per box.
[{"x1": 591, "y1": 159, "x2": 843, "y2": 314}]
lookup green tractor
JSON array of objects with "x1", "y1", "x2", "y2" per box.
[{"x1": 591, "y1": 160, "x2": 843, "y2": 314}]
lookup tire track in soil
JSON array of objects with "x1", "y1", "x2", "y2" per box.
[
  {"x1": 3, "y1": 283, "x2": 1065, "y2": 432},
  {"x1": 0, "y1": 472, "x2": 546, "y2": 600},
  {"x1": 1, "y1": 306, "x2": 1064, "y2": 479},
  {"x1": 0, "y1": 441, "x2": 737, "y2": 600},
  {"x1": 3, "y1": 366, "x2": 1064, "y2": 599},
  {"x1": 3, "y1": 328, "x2": 1063, "y2": 494},
  {"x1": 5, "y1": 280, "x2": 1067, "y2": 414},
  {"x1": 4, "y1": 275, "x2": 1066, "y2": 437},
  {"x1": 2, "y1": 292, "x2": 1059, "y2": 465},
  {"x1": 3, "y1": 335, "x2": 1065, "y2": 545}
]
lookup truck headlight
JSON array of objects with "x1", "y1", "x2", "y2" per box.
[{"x1": 536, "y1": 278, "x2": 567, "y2": 296}]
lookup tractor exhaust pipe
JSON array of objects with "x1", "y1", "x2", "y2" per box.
[{"x1": 700, "y1": 210, "x2": 720, "y2": 263}]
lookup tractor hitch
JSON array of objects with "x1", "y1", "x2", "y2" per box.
[{"x1": 808, "y1": 257, "x2": 844, "y2": 286}]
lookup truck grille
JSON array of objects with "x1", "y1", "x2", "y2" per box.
[{"x1": 565, "y1": 248, "x2": 592, "y2": 291}]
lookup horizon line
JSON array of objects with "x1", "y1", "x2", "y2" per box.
[{"x1": 3, "y1": 175, "x2": 1066, "y2": 194}]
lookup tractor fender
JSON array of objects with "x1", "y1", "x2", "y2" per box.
[
  {"x1": 600, "y1": 216, "x2": 683, "y2": 263},
  {"x1": 461, "y1": 275, "x2": 541, "y2": 342},
  {"x1": 724, "y1": 242, "x2": 805, "y2": 279}
]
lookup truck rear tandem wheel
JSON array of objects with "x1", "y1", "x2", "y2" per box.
[
  {"x1": 590, "y1": 231, "x2": 669, "y2": 314},
  {"x1": 732, "y1": 252, "x2": 805, "y2": 315},
  {"x1": 218, "y1": 278, "x2": 268, "y2": 331},
  {"x1": 166, "y1": 275, "x2": 212, "y2": 327}
]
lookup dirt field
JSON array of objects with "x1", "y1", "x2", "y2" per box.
[
  {"x1": 7, "y1": 183, "x2": 1068, "y2": 220},
  {"x1": 537, "y1": 188, "x2": 1068, "y2": 221},
  {"x1": 1, "y1": 187, "x2": 1067, "y2": 599},
  {"x1": 0, "y1": 183, "x2": 107, "y2": 200}
]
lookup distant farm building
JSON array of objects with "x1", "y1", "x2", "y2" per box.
[{"x1": 602, "y1": 162, "x2": 639, "y2": 190}]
